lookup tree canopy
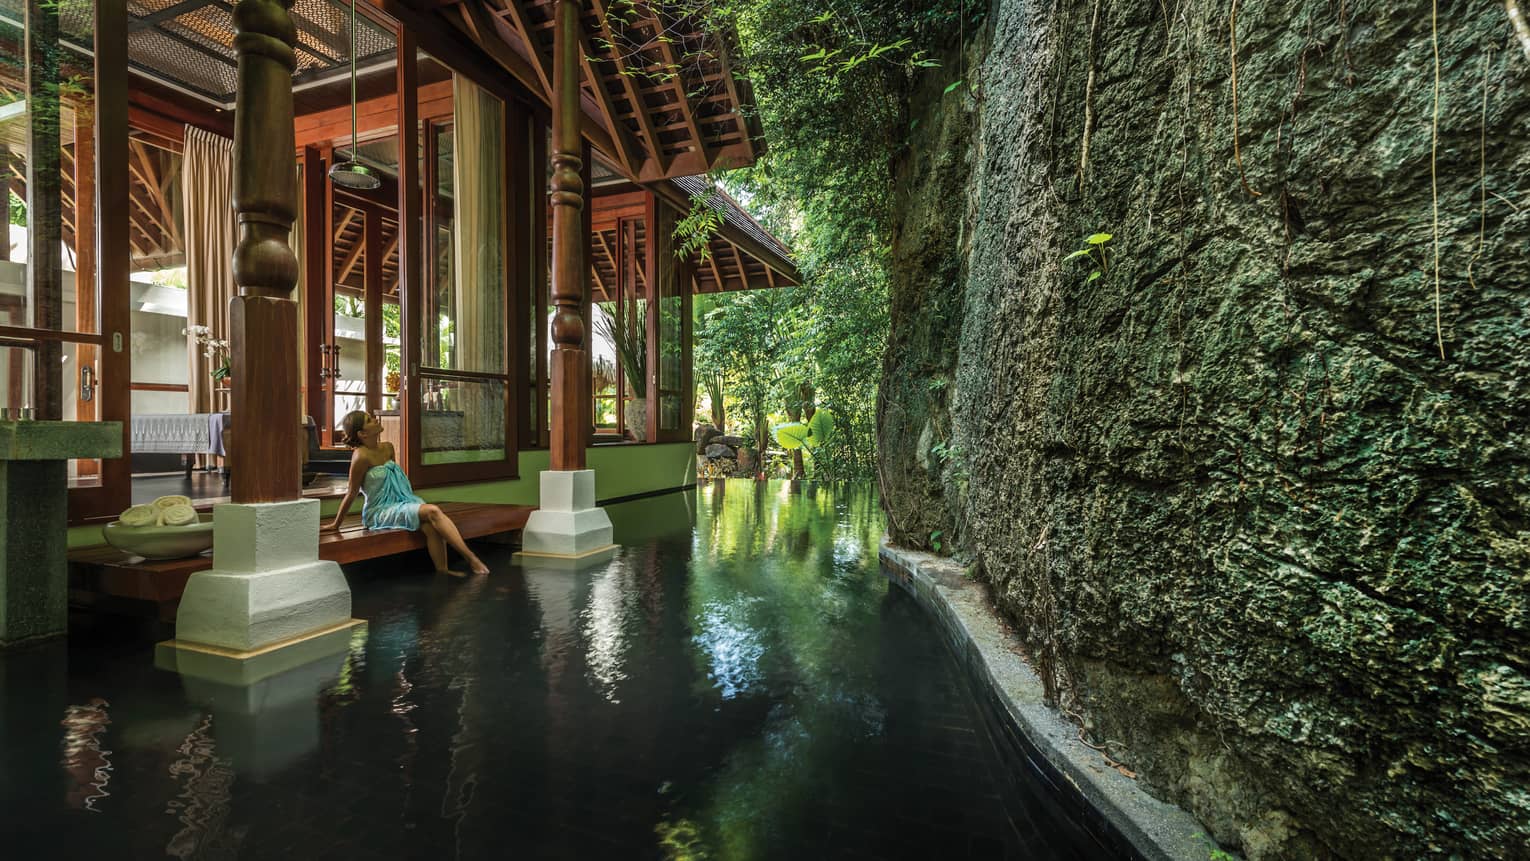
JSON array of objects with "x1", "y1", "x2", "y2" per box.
[{"x1": 681, "y1": 0, "x2": 972, "y2": 479}]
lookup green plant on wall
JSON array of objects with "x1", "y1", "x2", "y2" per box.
[{"x1": 1064, "y1": 232, "x2": 1113, "y2": 282}]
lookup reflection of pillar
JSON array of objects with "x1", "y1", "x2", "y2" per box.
[{"x1": 155, "y1": 625, "x2": 353, "y2": 781}]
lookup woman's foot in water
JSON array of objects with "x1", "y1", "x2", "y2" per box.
[
  {"x1": 468, "y1": 558, "x2": 490, "y2": 575},
  {"x1": 436, "y1": 568, "x2": 469, "y2": 578}
]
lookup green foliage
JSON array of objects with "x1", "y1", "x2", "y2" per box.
[
  {"x1": 1063, "y1": 231, "x2": 1113, "y2": 283},
  {"x1": 595, "y1": 300, "x2": 648, "y2": 397},
  {"x1": 929, "y1": 529, "x2": 944, "y2": 553},
  {"x1": 630, "y1": 0, "x2": 976, "y2": 481},
  {"x1": 675, "y1": 185, "x2": 725, "y2": 262},
  {"x1": 930, "y1": 439, "x2": 968, "y2": 480},
  {"x1": 7, "y1": 189, "x2": 23, "y2": 228},
  {"x1": 1197, "y1": 834, "x2": 1238, "y2": 861}
]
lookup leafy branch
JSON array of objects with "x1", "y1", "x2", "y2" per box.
[{"x1": 1063, "y1": 232, "x2": 1113, "y2": 283}]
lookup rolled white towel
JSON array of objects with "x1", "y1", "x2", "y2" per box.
[
  {"x1": 152, "y1": 494, "x2": 193, "y2": 510},
  {"x1": 160, "y1": 504, "x2": 199, "y2": 527},
  {"x1": 118, "y1": 504, "x2": 157, "y2": 527}
]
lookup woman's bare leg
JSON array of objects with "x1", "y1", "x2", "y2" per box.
[
  {"x1": 421, "y1": 521, "x2": 450, "y2": 573},
  {"x1": 421, "y1": 505, "x2": 490, "y2": 574}
]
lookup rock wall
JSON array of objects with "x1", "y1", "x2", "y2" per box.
[{"x1": 880, "y1": 1, "x2": 1530, "y2": 857}]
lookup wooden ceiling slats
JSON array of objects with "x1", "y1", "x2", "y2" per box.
[
  {"x1": 589, "y1": 0, "x2": 666, "y2": 176},
  {"x1": 482, "y1": 0, "x2": 552, "y2": 99},
  {"x1": 433, "y1": 0, "x2": 758, "y2": 181}
]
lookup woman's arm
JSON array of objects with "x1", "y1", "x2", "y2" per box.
[{"x1": 322, "y1": 455, "x2": 368, "y2": 532}]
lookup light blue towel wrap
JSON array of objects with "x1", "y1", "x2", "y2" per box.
[{"x1": 361, "y1": 461, "x2": 425, "y2": 532}]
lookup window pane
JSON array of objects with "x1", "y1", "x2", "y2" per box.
[
  {"x1": 420, "y1": 376, "x2": 505, "y2": 465},
  {"x1": 423, "y1": 68, "x2": 505, "y2": 376},
  {"x1": 1, "y1": 7, "x2": 101, "y2": 336},
  {"x1": 657, "y1": 253, "x2": 683, "y2": 432}
]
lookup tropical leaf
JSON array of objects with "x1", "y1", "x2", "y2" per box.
[
  {"x1": 943, "y1": 79, "x2": 964, "y2": 95},
  {"x1": 1086, "y1": 271, "x2": 1102, "y2": 283},
  {"x1": 1086, "y1": 232, "x2": 1113, "y2": 245},
  {"x1": 1063, "y1": 249, "x2": 1092, "y2": 261},
  {"x1": 773, "y1": 421, "x2": 811, "y2": 451},
  {"x1": 806, "y1": 408, "x2": 835, "y2": 446}
]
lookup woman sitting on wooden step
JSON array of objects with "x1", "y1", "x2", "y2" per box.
[{"x1": 323, "y1": 410, "x2": 491, "y2": 576}]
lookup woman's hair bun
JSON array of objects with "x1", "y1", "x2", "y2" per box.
[{"x1": 339, "y1": 410, "x2": 369, "y2": 448}]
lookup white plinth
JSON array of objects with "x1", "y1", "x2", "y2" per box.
[
  {"x1": 515, "y1": 470, "x2": 615, "y2": 564},
  {"x1": 175, "y1": 499, "x2": 353, "y2": 654}
]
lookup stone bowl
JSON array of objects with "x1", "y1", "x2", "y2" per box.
[{"x1": 103, "y1": 517, "x2": 214, "y2": 560}]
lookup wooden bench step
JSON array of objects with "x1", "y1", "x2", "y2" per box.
[{"x1": 68, "y1": 502, "x2": 535, "y2": 620}]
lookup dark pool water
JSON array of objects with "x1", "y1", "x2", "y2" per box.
[{"x1": 1, "y1": 481, "x2": 1106, "y2": 859}]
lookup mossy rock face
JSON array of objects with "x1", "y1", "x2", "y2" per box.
[{"x1": 880, "y1": 0, "x2": 1530, "y2": 857}]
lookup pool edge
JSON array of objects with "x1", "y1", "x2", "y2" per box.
[{"x1": 879, "y1": 541, "x2": 1210, "y2": 861}]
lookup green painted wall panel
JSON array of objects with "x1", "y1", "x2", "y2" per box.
[{"x1": 67, "y1": 443, "x2": 697, "y2": 549}]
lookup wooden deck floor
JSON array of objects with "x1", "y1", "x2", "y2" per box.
[{"x1": 68, "y1": 502, "x2": 535, "y2": 620}]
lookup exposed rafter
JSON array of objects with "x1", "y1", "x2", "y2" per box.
[
  {"x1": 487, "y1": 0, "x2": 552, "y2": 98},
  {"x1": 589, "y1": 0, "x2": 666, "y2": 176}
]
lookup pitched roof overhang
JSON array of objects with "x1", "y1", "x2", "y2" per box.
[{"x1": 436, "y1": 0, "x2": 765, "y2": 182}]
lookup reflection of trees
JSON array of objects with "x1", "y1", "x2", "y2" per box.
[{"x1": 682, "y1": 481, "x2": 887, "y2": 856}]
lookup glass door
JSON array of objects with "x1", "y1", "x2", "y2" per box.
[
  {"x1": 403, "y1": 57, "x2": 517, "y2": 484},
  {"x1": 1, "y1": 4, "x2": 130, "y2": 520}
]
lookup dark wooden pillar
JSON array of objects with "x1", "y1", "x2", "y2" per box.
[
  {"x1": 25, "y1": 0, "x2": 62, "y2": 420},
  {"x1": 96, "y1": 0, "x2": 131, "y2": 515},
  {"x1": 73, "y1": 104, "x2": 99, "y2": 477},
  {"x1": 300, "y1": 145, "x2": 326, "y2": 436},
  {"x1": 548, "y1": 0, "x2": 586, "y2": 471},
  {"x1": 363, "y1": 208, "x2": 383, "y2": 414},
  {"x1": 397, "y1": 30, "x2": 420, "y2": 469},
  {"x1": 228, "y1": 0, "x2": 301, "y2": 503}
]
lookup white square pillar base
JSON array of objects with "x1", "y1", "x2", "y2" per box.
[
  {"x1": 175, "y1": 499, "x2": 353, "y2": 654},
  {"x1": 515, "y1": 470, "x2": 615, "y2": 564}
]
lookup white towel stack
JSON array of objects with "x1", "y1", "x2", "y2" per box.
[{"x1": 116, "y1": 495, "x2": 201, "y2": 528}]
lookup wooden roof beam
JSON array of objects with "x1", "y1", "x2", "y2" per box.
[
  {"x1": 578, "y1": 34, "x2": 636, "y2": 174},
  {"x1": 705, "y1": 245, "x2": 725, "y2": 291},
  {"x1": 336, "y1": 237, "x2": 366, "y2": 287},
  {"x1": 473, "y1": 0, "x2": 551, "y2": 100},
  {"x1": 452, "y1": 0, "x2": 622, "y2": 168},
  {"x1": 590, "y1": 0, "x2": 667, "y2": 176},
  {"x1": 647, "y1": 11, "x2": 709, "y2": 168}
]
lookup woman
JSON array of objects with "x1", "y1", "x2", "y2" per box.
[{"x1": 323, "y1": 410, "x2": 490, "y2": 576}]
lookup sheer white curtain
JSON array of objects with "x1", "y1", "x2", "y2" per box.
[{"x1": 449, "y1": 74, "x2": 504, "y2": 450}]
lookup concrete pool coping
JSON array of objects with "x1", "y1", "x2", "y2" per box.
[{"x1": 879, "y1": 541, "x2": 1211, "y2": 861}]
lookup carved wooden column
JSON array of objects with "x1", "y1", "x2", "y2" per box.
[
  {"x1": 229, "y1": 0, "x2": 301, "y2": 503},
  {"x1": 516, "y1": 0, "x2": 613, "y2": 565},
  {"x1": 548, "y1": 0, "x2": 587, "y2": 470}
]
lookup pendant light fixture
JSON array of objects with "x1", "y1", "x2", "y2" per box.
[{"x1": 328, "y1": 0, "x2": 380, "y2": 190}]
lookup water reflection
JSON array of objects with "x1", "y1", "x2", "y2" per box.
[
  {"x1": 1, "y1": 483, "x2": 1101, "y2": 859},
  {"x1": 581, "y1": 556, "x2": 632, "y2": 703},
  {"x1": 693, "y1": 598, "x2": 765, "y2": 699},
  {"x1": 155, "y1": 624, "x2": 358, "y2": 781},
  {"x1": 60, "y1": 698, "x2": 112, "y2": 812},
  {"x1": 164, "y1": 714, "x2": 238, "y2": 859}
]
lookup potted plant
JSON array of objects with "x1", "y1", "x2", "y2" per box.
[
  {"x1": 595, "y1": 302, "x2": 647, "y2": 441},
  {"x1": 183, "y1": 324, "x2": 231, "y2": 383}
]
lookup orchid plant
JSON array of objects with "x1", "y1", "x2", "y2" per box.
[{"x1": 183, "y1": 324, "x2": 231, "y2": 382}]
